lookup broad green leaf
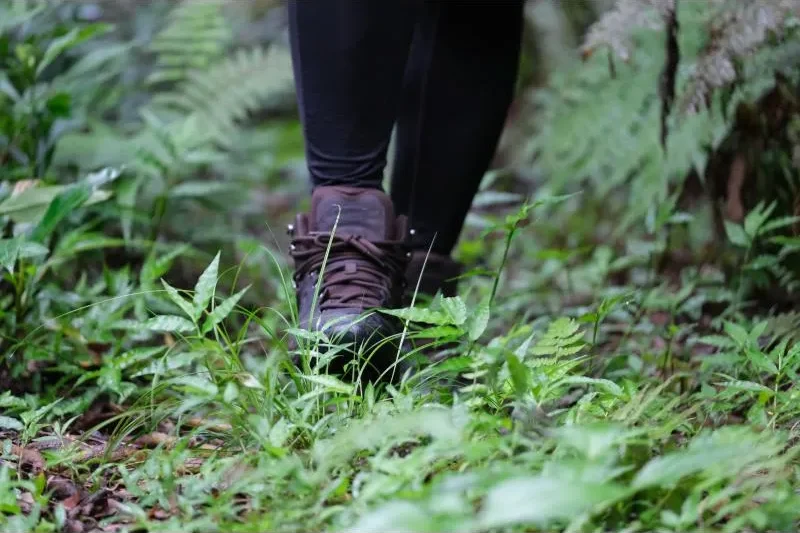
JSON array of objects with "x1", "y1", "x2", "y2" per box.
[
  {"x1": 556, "y1": 425, "x2": 629, "y2": 460},
  {"x1": 132, "y1": 351, "x2": 202, "y2": 377},
  {"x1": 717, "y1": 379, "x2": 774, "y2": 394},
  {"x1": 21, "y1": 399, "x2": 61, "y2": 426},
  {"x1": 750, "y1": 320, "x2": 768, "y2": 340},
  {"x1": 632, "y1": 428, "x2": 779, "y2": 490},
  {"x1": 0, "y1": 238, "x2": 48, "y2": 272},
  {"x1": 140, "y1": 244, "x2": 190, "y2": 285},
  {"x1": 37, "y1": 24, "x2": 112, "y2": 76},
  {"x1": 380, "y1": 307, "x2": 453, "y2": 326},
  {"x1": 0, "y1": 72, "x2": 20, "y2": 101},
  {"x1": 743, "y1": 202, "x2": 775, "y2": 237},
  {"x1": 115, "y1": 175, "x2": 142, "y2": 242},
  {"x1": 201, "y1": 286, "x2": 250, "y2": 334},
  {"x1": 723, "y1": 321, "x2": 750, "y2": 347},
  {"x1": 0, "y1": 239, "x2": 21, "y2": 273},
  {"x1": 744, "y1": 254, "x2": 779, "y2": 271},
  {"x1": 0, "y1": 416, "x2": 23, "y2": 431},
  {"x1": 0, "y1": 392, "x2": 29, "y2": 410},
  {"x1": 0, "y1": 184, "x2": 110, "y2": 225},
  {"x1": 269, "y1": 418, "x2": 291, "y2": 448},
  {"x1": 478, "y1": 476, "x2": 624, "y2": 529},
  {"x1": 506, "y1": 353, "x2": 530, "y2": 397},
  {"x1": 161, "y1": 280, "x2": 196, "y2": 320},
  {"x1": 514, "y1": 333, "x2": 535, "y2": 359},
  {"x1": 314, "y1": 407, "x2": 464, "y2": 469},
  {"x1": 300, "y1": 374, "x2": 354, "y2": 395},
  {"x1": 724, "y1": 221, "x2": 749, "y2": 248},
  {"x1": 30, "y1": 184, "x2": 92, "y2": 243},
  {"x1": 413, "y1": 325, "x2": 462, "y2": 340},
  {"x1": 695, "y1": 335, "x2": 736, "y2": 349},
  {"x1": 192, "y1": 252, "x2": 220, "y2": 319},
  {"x1": 144, "y1": 315, "x2": 195, "y2": 334},
  {"x1": 562, "y1": 376, "x2": 623, "y2": 396},
  {"x1": 346, "y1": 501, "x2": 434, "y2": 533},
  {"x1": 440, "y1": 297, "x2": 468, "y2": 326},
  {"x1": 0, "y1": 185, "x2": 64, "y2": 222},
  {"x1": 238, "y1": 373, "x2": 264, "y2": 390},
  {"x1": 761, "y1": 215, "x2": 800, "y2": 234},
  {"x1": 468, "y1": 303, "x2": 490, "y2": 341},
  {"x1": 116, "y1": 347, "x2": 167, "y2": 370},
  {"x1": 223, "y1": 382, "x2": 239, "y2": 403},
  {"x1": 746, "y1": 348, "x2": 779, "y2": 375},
  {"x1": 170, "y1": 375, "x2": 218, "y2": 397},
  {"x1": 51, "y1": 233, "x2": 124, "y2": 257}
]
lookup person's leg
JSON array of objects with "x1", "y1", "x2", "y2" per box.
[
  {"x1": 288, "y1": 0, "x2": 420, "y2": 189},
  {"x1": 286, "y1": 1, "x2": 420, "y2": 372},
  {"x1": 390, "y1": 1, "x2": 525, "y2": 296}
]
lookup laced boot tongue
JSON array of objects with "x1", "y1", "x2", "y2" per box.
[{"x1": 310, "y1": 186, "x2": 396, "y2": 240}]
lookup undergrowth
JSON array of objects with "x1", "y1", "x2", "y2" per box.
[{"x1": 2, "y1": 1, "x2": 800, "y2": 532}]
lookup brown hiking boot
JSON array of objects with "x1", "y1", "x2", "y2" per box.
[
  {"x1": 403, "y1": 251, "x2": 463, "y2": 304},
  {"x1": 288, "y1": 186, "x2": 410, "y2": 367}
]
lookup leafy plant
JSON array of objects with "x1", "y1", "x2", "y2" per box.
[{"x1": 1, "y1": 1, "x2": 800, "y2": 532}]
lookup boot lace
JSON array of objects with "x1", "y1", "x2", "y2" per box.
[{"x1": 291, "y1": 233, "x2": 407, "y2": 310}]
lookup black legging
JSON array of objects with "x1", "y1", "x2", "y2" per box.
[{"x1": 288, "y1": 1, "x2": 524, "y2": 255}]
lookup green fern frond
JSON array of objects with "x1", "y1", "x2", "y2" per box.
[
  {"x1": 581, "y1": 0, "x2": 671, "y2": 61},
  {"x1": 150, "y1": 46, "x2": 295, "y2": 147},
  {"x1": 530, "y1": 0, "x2": 800, "y2": 227},
  {"x1": 763, "y1": 311, "x2": 800, "y2": 342},
  {"x1": 147, "y1": 0, "x2": 232, "y2": 86},
  {"x1": 530, "y1": 318, "x2": 587, "y2": 358},
  {"x1": 129, "y1": 45, "x2": 295, "y2": 184},
  {"x1": 681, "y1": 0, "x2": 800, "y2": 113}
]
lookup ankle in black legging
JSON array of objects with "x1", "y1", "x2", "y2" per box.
[{"x1": 287, "y1": 0, "x2": 524, "y2": 256}]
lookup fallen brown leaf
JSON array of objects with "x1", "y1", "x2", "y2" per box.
[
  {"x1": 47, "y1": 475, "x2": 81, "y2": 501},
  {"x1": 11, "y1": 444, "x2": 45, "y2": 475},
  {"x1": 135, "y1": 432, "x2": 176, "y2": 449},
  {"x1": 185, "y1": 416, "x2": 232, "y2": 433},
  {"x1": 64, "y1": 519, "x2": 85, "y2": 533}
]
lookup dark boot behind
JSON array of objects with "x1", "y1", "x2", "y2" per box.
[
  {"x1": 403, "y1": 251, "x2": 463, "y2": 304},
  {"x1": 289, "y1": 186, "x2": 410, "y2": 378},
  {"x1": 401, "y1": 251, "x2": 464, "y2": 361}
]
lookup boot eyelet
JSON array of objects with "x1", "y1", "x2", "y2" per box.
[
  {"x1": 287, "y1": 223, "x2": 295, "y2": 235},
  {"x1": 409, "y1": 229, "x2": 416, "y2": 236},
  {"x1": 290, "y1": 244, "x2": 296, "y2": 251}
]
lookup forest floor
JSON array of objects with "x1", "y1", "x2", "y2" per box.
[
  {"x1": 3, "y1": 1, "x2": 800, "y2": 531},
  {"x1": 3, "y1": 195, "x2": 800, "y2": 533}
]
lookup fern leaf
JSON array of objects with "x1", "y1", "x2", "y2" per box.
[
  {"x1": 581, "y1": 0, "x2": 673, "y2": 61},
  {"x1": 681, "y1": 0, "x2": 800, "y2": 113},
  {"x1": 150, "y1": 46, "x2": 294, "y2": 147},
  {"x1": 530, "y1": 318, "x2": 587, "y2": 358},
  {"x1": 147, "y1": 0, "x2": 232, "y2": 86}
]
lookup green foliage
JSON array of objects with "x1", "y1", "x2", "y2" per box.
[
  {"x1": 2, "y1": 1, "x2": 800, "y2": 532},
  {"x1": 146, "y1": 0, "x2": 232, "y2": 86},
  {"x1": 530, "y1": 0, "x2": 800, "y2": 224}
]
